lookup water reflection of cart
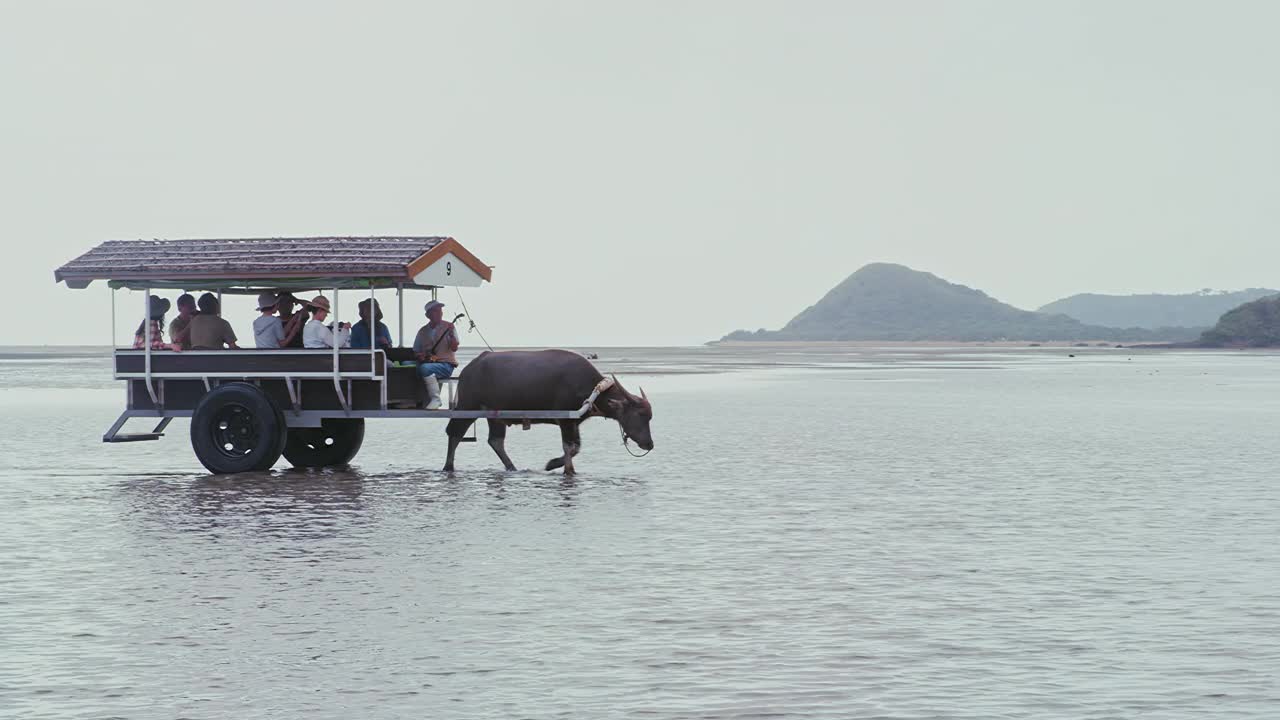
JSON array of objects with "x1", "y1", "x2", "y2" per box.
[{"x1": 55, "y1": 237, "x2": 609, "y2": 474}]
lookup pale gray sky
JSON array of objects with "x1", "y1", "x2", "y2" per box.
[{"x1": 3, "y1": 1, "x2": 1278, "y2": 346}]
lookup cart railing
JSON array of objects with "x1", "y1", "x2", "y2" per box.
[{"x1": 113, "y1": 348, "x2": 387, "y2": 378}]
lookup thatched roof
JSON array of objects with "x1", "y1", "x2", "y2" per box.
[{"x1": 55, "y1": 236, "x2": 492, "y2": 290}]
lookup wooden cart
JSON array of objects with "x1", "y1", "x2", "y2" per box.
[{"x1": 56, "y1": 236, "x2": 602, "y2": 473}]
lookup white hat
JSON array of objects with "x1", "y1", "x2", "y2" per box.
[
  {"x1": 256, "y1": 292, "x2": 279, "y2": 311},
  {"x1": 424, "y1": 300, "x2": 445, "y2": 314}
]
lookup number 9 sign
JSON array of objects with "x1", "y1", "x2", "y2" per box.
[{"x1": 411, "y1": 253, "x2": 482, "y2": 287}]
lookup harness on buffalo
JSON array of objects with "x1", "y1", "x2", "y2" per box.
[
  {"x1": 582, "y1": 377, "x2": 651, "y2": 458},
  {"x1": 581, "y1": 377, "x2": 614, "y2": 415}
]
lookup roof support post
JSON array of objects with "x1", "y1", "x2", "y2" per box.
[
  {"x1": 142, "y1": 287, "x2": 159, "y2": 408},
  {"x1": 332, "y1": 287, "x2": 348, "y2": 412},
  {"x1": 143, "y1": 286, "x2": 150, "y2": 352},
  {"x1": 110, "y1": 287, "x2": 117, "y2": 348},
  {"x1": 369, "y1": 284, "x2": 376, "y2": 381},
  {"x1": 397, "y1": 284, "x2": 404, "y2": 347}
]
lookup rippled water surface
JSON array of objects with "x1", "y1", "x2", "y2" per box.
[{"x1": 3, "y1": 345, "x2": 1280, "y2": 718}]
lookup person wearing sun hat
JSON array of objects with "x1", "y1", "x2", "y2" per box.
[
  {"x1": 252, "y1": 291, "x2": 287, "y2": 348},
  {"x1": 302, "y1": 295, "x2": 351, "y2": 349},
  {"x1": 132, "y1": 295, "x2": 180, "y2": 351},
  {"x1": 351, "y1": 298, "x2": 393, "y2": 350}
]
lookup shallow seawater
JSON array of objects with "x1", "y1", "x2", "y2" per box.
[{"x1": 3, "y1": 345, "x2": 1280, "y2": 719}]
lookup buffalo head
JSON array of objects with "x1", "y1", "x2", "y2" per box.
[{"x1": 608, "y1": 378, "x2": 654, "y2": 451}]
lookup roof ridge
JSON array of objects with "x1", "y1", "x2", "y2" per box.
[{"x1": 103, "y1": 236, "x2": 452, "y2": 244}]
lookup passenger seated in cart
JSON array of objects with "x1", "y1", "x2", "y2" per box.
[
  {"x1": 351, "y1": 298, "x2": 393, "y2": 349},
  {"x1": 187, "y1": 292, "x2": 239, "y2": 349},
  {"x1": 133, "y1": 295, "x2": 181, "y2": 351},
  {"x1": 277, "y1": 292, "x2": 308, "y2": 348},
  {"x1": 168, "y1": 293, "x2": 197, "y2": 350},
  {"x1": 252, "y1": 292, "x2": 287, "y2": 348},
  {"x1": 413, "y1": 300, "x2": 459, "y2": 410},
  {"x1": 302, "y1": 295, "x2": 351, "y2": 349}
]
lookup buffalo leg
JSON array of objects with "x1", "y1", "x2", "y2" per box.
[
  {"x1": 486, "y1": 420, "x2": 517, "y2": 471},
  {"x1": 443, "y1": 418, "x2": 475, "y2": 471},
  {"x1": 546, "y1": 421, "x2": 582, "y2": 475}
]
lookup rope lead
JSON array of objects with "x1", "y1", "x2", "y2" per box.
[{"x1": 454, "y1": 287, "x2": 495, "y2": 352}]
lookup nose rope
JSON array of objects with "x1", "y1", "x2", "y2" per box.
[
  {"x1": 620, "y1": 425, "x2": 652, "y2": 458},
  {"x1": 589, "y1": 377, "x2": 651, "y2": 458}
]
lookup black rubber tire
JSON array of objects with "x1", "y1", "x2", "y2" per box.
[
  {"x1": 282, "y1": 419, "x2": 365, "y2": 468},
  {"x1": 190, "y1": 382, "x2": 287, "y2": 474}
]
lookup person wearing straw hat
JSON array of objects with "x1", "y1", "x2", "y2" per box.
[
  {"x1": 302, "y1": 295, "x2": 351, "y2": 349},
  {"x1": 412, "y1": 300, "x2": 459, "y2": 409},
  {"x1": 252, "y1": 291, "x2": 287, "y2": 348}
]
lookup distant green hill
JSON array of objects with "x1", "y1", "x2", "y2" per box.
[
  {"x1": 1198, "y1": 294, "x2": 1280, "y2": 347},
  {"x1": 1038, "y1": 288, "x2": 1278, "y2": 329},
  {"x1": 721, "y1": 263, "x2": 1198, "y2": 343}
]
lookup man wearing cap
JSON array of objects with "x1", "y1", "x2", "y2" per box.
[
  {"x1": 413, "y1": 300, "x2": 459, "y2": 410},
  {"x1": 253, "y1": 292, "x2": 286, "y2": 348},
  {"x1": 302, "y1": 295, "x2": 351, "y2": 349}
]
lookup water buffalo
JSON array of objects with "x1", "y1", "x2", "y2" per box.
[{"x1": 443, "y1": 349, "x2": 654, "y2": 474}]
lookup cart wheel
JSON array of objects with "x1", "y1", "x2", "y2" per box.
[
  {"x1": 190, "y1": 382, "x2": 286, "y2": 474},
  {"x1": 282, "y1": 419, "x2": 365, "y2": 468}
]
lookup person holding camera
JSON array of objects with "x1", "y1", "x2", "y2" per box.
[
  {"x1": 277, "y1": 292, "x2": 309, "y2": 348},
  {"x1": 302, "y1": 295, "x2": 351, "y2": 349}
]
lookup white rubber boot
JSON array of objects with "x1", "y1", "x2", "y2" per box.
[{"x1": 424, "y1": 375, "x2": 443, "y2": 410}]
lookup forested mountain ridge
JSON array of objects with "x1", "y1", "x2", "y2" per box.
[
  {"x1": 1038, "y1": 288, "x2": 1278, "y2": 329},
  {"x1": 720, "y1": 264, "x2": 1199, "y2": 343}
]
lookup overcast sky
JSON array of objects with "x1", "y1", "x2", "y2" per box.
[{"x1": 3, "y1": 1, "x2": 1278, "y2": 346}]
